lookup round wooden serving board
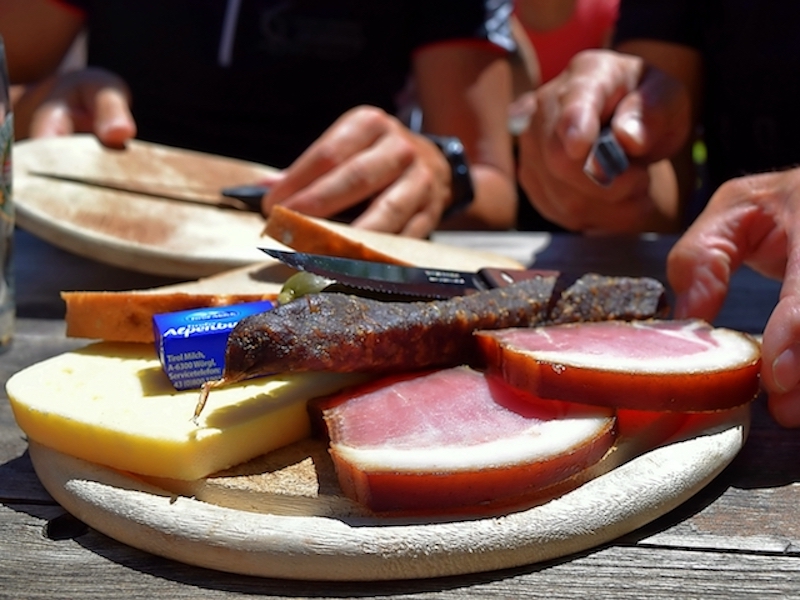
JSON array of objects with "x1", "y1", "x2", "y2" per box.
[
  {"x1": 29, "y1": 407, "x2": 749, "y2": 581},
  {"x1": 14, "y1": 136, "x2": 274, "y2": 278}
]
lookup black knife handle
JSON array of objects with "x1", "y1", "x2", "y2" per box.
[
  {"x1": 478, "y1": 268, "x2": 560, "y2": 289},
  {"x1": 220, "y1": 184, "x2": 270, "y2": 211}
]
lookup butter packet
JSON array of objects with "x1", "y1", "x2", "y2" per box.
[{"x1": 153, "y1": 300, "x2": 275, "y2": 390}]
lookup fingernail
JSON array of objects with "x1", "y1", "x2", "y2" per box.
[
  {"x1": 617, "y1": 115, "x2": 644, "y2": 146},
  {"x1": 772, "y1": 345, "x2": 800, "y2": 393}
]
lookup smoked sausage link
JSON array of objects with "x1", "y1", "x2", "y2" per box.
[{"x1": 221, "y1": 273, "x2": 667, "y2": 385}]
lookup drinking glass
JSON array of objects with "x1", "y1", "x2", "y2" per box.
[{"x1": 0, "y1": 37, "x2": 14, "y2": 351}]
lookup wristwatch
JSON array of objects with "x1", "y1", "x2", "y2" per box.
[{"x1": 424, "y1": 134, "x2": 475, "y2": 219}]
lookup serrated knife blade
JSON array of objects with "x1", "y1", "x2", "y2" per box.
[{"x1": 260, "y1": 248, "x2": 557, "y2": 299}]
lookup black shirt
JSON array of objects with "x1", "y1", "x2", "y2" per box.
[{"x1": 62, "y1": 0, "x2": 514, "y2": 167}]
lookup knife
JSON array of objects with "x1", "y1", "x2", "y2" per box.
[
  {"x1": 30, "y1": 171, "x2": 266, "y2": 212},
  {"x1": 261, "y1": 248, "x2": 558, "y2": 299}
]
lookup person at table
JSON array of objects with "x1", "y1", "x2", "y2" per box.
[
  {"x1": 515, "y1": 0, "x2": 800, "y2": 427},
  {"x1": 517, "y1": 0, "x2": 800, "y2": 233},
  {"x1": 668, "y1": 172, "x2": 800, "y2": 428},
  {"x1": 0, "y1": 0, "x2": 518, "y2": 237},
  {"x1": 508, "y1": 0, "x2": 619, "y2": 231}
]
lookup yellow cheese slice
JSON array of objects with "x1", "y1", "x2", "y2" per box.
[{"x1": 6, "y1": 342, "x2": 365, "y2": 480}]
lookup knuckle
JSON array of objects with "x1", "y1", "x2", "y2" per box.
[
  {"x1": 392, "y1": 136, "x2": 417, "y2": 167},
  {"x1": 313, "y1": 144, "x2": 343, "y2": 171},
  {"x1": 349, "y1": 105, "x2": 393, "y2": 133}
]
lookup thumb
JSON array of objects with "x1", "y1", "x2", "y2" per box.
[{"x1": 761, "y1": 233, "x2": 800, "y2": 426}]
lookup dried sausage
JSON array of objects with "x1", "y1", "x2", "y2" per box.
[
  {"x1": 194, "y1": 273, "x2": 667, "y2": 419},
  {"x1": 223, "y1": 273, "x2": 667, "y2": 383}
]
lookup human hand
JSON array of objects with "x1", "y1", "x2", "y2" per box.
[
  {"x1": 667, "y1": 169, "x2": 800, "y2": 427},
  {"x1": 517, "y1": 49, "x2": 691, "y2": 232},
  {"x1": 23, "y1": 67, "x2": 136, "y2": 148},
  {"x1": 261, "y1": 105, "x2": 451, "y2": 237}
]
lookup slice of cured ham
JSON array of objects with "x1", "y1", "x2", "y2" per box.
[
  {"x1": 476, "y1": 319, "x2": 762, "y2": 412},
  {"x1": 312, "y1": 367, "x2": 616, "y2": 514}
]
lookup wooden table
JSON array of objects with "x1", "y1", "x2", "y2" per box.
[{"x1": 2, "y1": 228, "x2": 797, "y2": 599}]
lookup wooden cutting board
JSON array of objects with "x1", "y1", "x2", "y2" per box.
[
  {"x1": 14, "y1": 136, "x2": 274, "y2": 278},
  {"x1": 13, "y1": 136, "x2": 530, "y2": 279},
  {"x1": 29, "y1": 406, "x2": 749, "y2": 581}
]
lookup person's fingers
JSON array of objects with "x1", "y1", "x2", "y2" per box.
[
  {"x1": 257, "y1": 172, "x2": 286, "y2": 187},
  {"x1": 28, "y1": 101, "x2": 75, "y2": 138},
  {"x1": 397, "y1": 209, "x2": 438, "y2": 238},
  {"x1": 667, "y1": 240, "x2": 734, "y2": 322},
  {"x1": 263, "y1": 106, "x2": 389, "y2": 210},
  {"x1": 763, "y1": 296, "x2": 800, "y2": 427},
  {"x1": 764, "y1": 268, "x2": 800, "y2": 429},
  {"x1": 761, "y1": 209, "x2": 800, "y2": 425},
  {"x1": 766, "y1": 388, "x2": 800, "y2": 428},
  {"x1": 611, "y1": 65, "x2": 692, "y2": 161},
  {"x1": 88, "y1": 84, "x2": 136, "y2": 148},
  {"x1": 670, "y1": 173, "x2": 795, "y2": 320},
  {"x1": 552, "y1": 50, "x2": 644, "y2": 161},
  {"x1": 518, "y1": 110, "x2": 653, "y2": 232},
  {"x1": 667, "y1": 181, "x2": 766, "y2": 321},
  {"x1": 517, "y1": 49, "x2": 669, "y2": 232},
  {"x1": 26, "y1": 67, "x2": 136, "y2": 148},
  {"x1": 273, "y1": 131, "x2": 416, "y2": 219},
  {"x1": 351, "y1": 153, "x2": 445, "y2": 236}
]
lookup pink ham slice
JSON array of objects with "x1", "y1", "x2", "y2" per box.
[
  {"x1": 476, "y1": 319, "x2": 762, "y2": 412},
  {"x1": 312, "y1": 367, "x2": 616, "y2": 514}
]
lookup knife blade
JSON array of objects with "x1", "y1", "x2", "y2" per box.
[
  {"x1": 261, "y1": 248, "x2": 558, "y2": 299},
  {"x1": 30, "y1": 171, "x2": 264, "y2": 212}
]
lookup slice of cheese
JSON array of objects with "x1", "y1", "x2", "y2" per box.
[{"x1": 6, "y1": 342, "x2": 366, "y2": 480}]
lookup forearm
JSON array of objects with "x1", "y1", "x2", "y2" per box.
[
  {"x1": 414, "y1": 44, "x2": 516, "y2": 231},
  {"x1": 439, "y1": 164, "x2": 517, "y2": 231},
  {"x1": 0, "y1": 0, "x2": 84, "y2": 82}
]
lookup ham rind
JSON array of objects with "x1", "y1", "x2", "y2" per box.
[
  {"x1": 312, "y1": 367, "x2": 616, "y2": 514},
  {"x1": 476, "y1": 319, "x2": 762, "y2": 412}
]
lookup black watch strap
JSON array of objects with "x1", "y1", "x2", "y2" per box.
[{"x1": 423, "y1": 134, "x2": 475, "y2": 219}]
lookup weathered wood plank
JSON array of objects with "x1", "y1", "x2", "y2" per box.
[
  {"x1": 1, "y1": 230, "x2": 795, "y2": 598},
  {"x1": 3, "y1": 504, "x2": 800, "y2": 599},
  {"x1": 1, "y1": 319, "x2": 89, "y2": 455}
]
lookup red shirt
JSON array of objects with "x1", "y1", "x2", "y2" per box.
[{"x1": 519, "y1": 0, "x2": 619, "y2": 83}]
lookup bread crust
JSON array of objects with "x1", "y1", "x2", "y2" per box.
[{"x1": 63, "y1": 208, "x2": 525, "y2": 343}]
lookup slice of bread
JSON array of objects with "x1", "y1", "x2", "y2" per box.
[
  {"x1": 62, "y1": 261, "x2": 293, "y2": 343},
  {"x1": 263, "y1": 205, "x2": 523, "y2": 270},
  {"x1": 63, "y1": 208, "x2": 523, "y2": 343}
]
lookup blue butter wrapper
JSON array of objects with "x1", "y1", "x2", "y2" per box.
[{"x1": 153, "y1": 300, "x2": 275, "y2": 390}]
